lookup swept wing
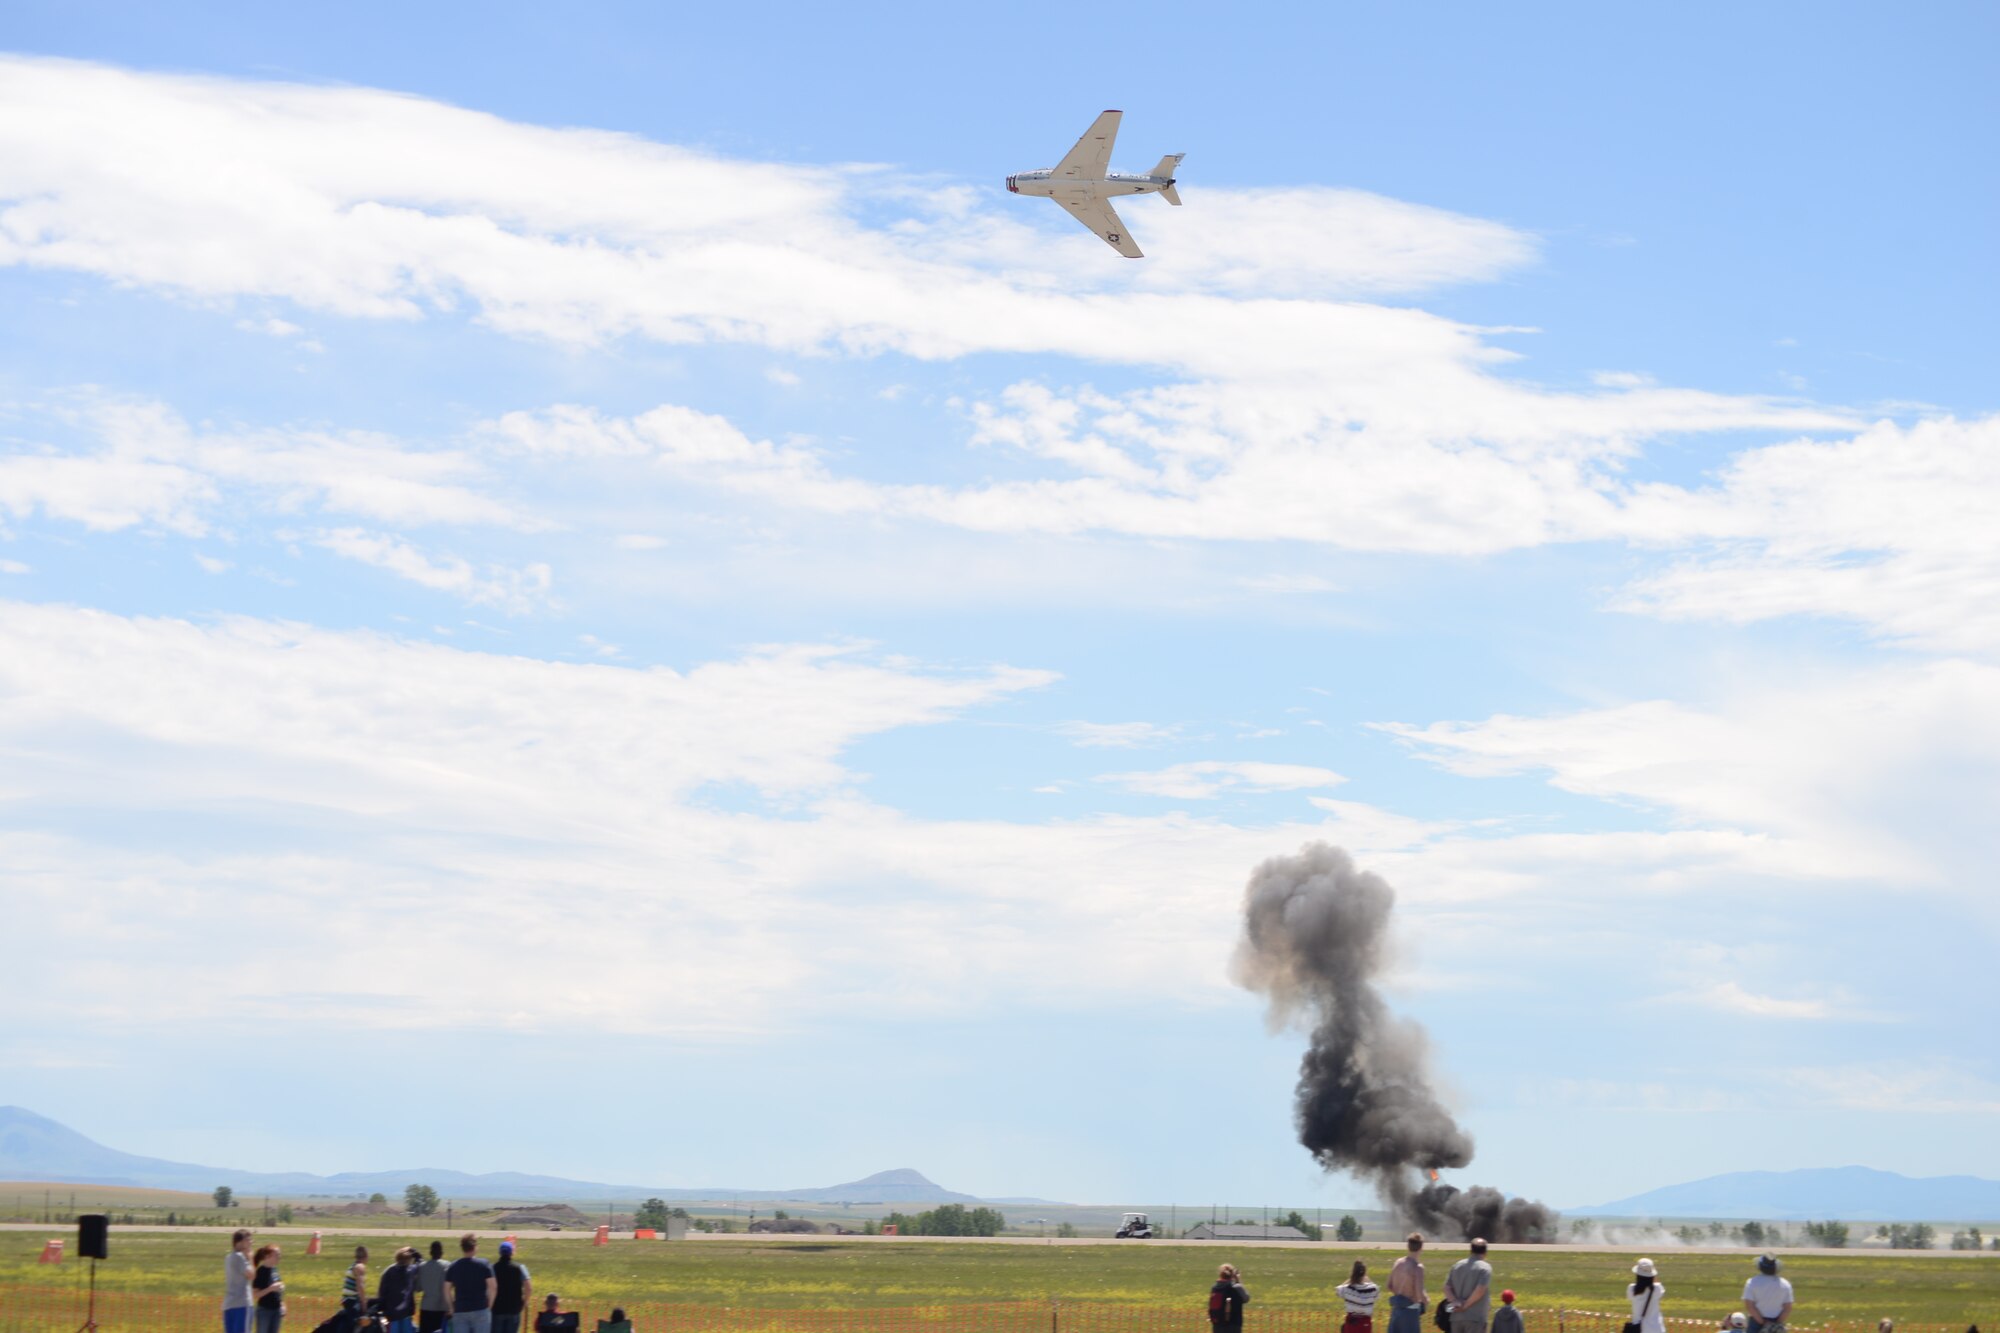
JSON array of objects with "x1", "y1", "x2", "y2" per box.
[
  {"x1": 1059, "y1": 194, "x2": 1144, "y2": 258},
  {"x1": 1054, "y1": 109, "x2": 1121, "y2": 181}
]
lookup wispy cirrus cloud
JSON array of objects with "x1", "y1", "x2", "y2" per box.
[
  {"x1": 1099, "y1": 759, "x2": 1347, "y2": 800},
  {"x1": 1054, "y1": 720, "x2": 1181, "y2": 748}
]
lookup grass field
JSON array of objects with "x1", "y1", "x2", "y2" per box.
[{"x1": 2, "y1": 1232, "x2": 1997, "y2": 1326}]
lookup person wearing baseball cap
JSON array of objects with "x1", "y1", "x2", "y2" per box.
[
  {"x1": 1628, "y1": 1259, "x2": 1666, "y2": 1333},
  {"x1": 493, "y1": 1240, "x2": 533, "y2": 1333},
  {"x1": 1491, "y1": 1291, "x2": 1523, "y2": 1333}
]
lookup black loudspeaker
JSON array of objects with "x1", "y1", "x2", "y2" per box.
[{"x1": 77, "y1": 1213, "x2": 109, "y2": 1260}]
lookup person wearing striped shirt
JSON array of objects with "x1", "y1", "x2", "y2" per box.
[{"x1": 1338, "y1": 1261, "x2": 1382, "y2": 1333}]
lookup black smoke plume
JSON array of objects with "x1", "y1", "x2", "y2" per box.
[{"x1": 1232, "y1": 843, "x2": 1558, "y2": 1244}]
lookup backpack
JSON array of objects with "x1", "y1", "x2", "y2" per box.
[
  {"x1": 1210, "y1": 1286, "x2": 1234, "y2": 1324},
  {"x1": 1434, "y1": 1301, "x2": 1453, "y2": 1332}
]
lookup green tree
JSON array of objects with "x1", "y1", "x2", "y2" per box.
[
  {"x1": 1336, "y1": 1215, "x2": 1364, "y2": 1242},
  {"x1": 213, "y1": 1186, "x2": 234, "y2": 1209},
  {"x1": 1276, "y1": 1210, "x2": 1321, "y2": 1240},
  {"x1": 404, "y1": 1184, "x2": 440, "y2": 1218},
  {"x1": 1737, "y1": 1221, "x2": 1766, "y2": 1246},
  {"x1": 1056, "y1": 1222, "x2": 1077, "y2": 1238},
  {"x1": 634, "y1": 1198, "x2": 672, "y2": 1231},
  {"x1": 1803, "y1": 1220, "x2": 1848, "y2": 1247},
  {"x1": 368, "y1": 1193, "x2": 387, "y2": 1205},
  {"x1": 276, "y1": 1204, "x2": 293, "y2": 1224}
]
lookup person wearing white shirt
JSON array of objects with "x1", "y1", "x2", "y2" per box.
[
  {"x1": 1743, "y1": 1256, "x2": 1795, "y2": 1333},
  {"x1": 1627, "y1": 1259, "x2": 1666, "y2": 1333}
]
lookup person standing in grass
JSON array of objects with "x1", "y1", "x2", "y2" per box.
[
  {"x1": 417, "y1": 1240, "x2": 451, "y2": 1333},
  {"x1": 1742, "y1": 1256, "x2": 1793, "y2": 1333},
  {"x1": 492, "y1": 1241, "x2": 533, "y2": 1333},
  {"x1": 1627, "y1": 1261, "x2": 1666, "y2": 1333},
  {"x1": 1443, "y1": 1239, "x2": 1493, "y2": 1333},
  {"x1": 343, "y1": 1245, "x2": 370, "y2": 1318},
  {"x1": 1337, "y1": 1260, "x2": 1380, "y2": 1333},
  {"x1": 1490, "y1": 1291, "x2": 1522, "y2": 1333},
  {"x1": 225, "y1": 1228, "x2": 255, "y2": 1333},
  {"x1": 1388, "y1": 1233, "x2": 1427, "y2": 1333},
  {"x1": 1209, "y1": 1264, "x2": 1250, "y2": 1333},
  {"x1": 251, "y1": 1243, "x2": 286, "y2": 1333},
  {"x1": 378, "y1": 1246, "x2": 419, "y2": 1333},
  {"x1": 445, "y1": 1232, "x2": 497, "y2": 1333}
]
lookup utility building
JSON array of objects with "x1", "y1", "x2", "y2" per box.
[{"x1": 1184, "y1": 1222, "x2": 1313, "y2": 1242}]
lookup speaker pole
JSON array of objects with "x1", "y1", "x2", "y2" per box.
[{"x1": 73, "y1": 1255, "x2": 98, "y2": 1333}]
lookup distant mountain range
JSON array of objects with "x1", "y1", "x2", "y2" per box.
[
  {"x1": 0, "y1": 1106, "x2": 1047, "y2": 1204},
  {"x1": 1574, "y1": 1166, "x2": 2000, "y2": 1221}
]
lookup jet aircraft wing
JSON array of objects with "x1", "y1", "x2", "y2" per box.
[
  {"x1": 1059, "y1": 193, "x2": 1144, "y2": 258},
  {"x1": 1054, "y1": 109, "x2": 1121, "y2": 181}
]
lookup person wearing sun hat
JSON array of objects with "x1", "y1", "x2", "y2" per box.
[
  {"x1": 1490, "y1": 1291, "x2": 1523, "y2": 1333},
  {"x1": 1627, "y1": 1259, "x2": 1667, "y2": 1333},
  {"x1": 1743, "y1": 1255, "x2": 1793, "y2": 1333}
]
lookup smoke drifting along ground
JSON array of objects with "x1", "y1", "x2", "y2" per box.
[{"x1": 1232, "y1": 843, "x2": 1558, "y2": 1243}]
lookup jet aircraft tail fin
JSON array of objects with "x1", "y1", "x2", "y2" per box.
[{"x1": 1151, "y1": 153, "x2": 1185, "y2": 204}]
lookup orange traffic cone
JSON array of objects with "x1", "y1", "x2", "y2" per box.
[
  {"x1": 38, "y1": 1239, "x2": 63, "y2": 1264},
  {"x1": 592, "y1": 1225, "x2": 610, "y2": 1246},
  {"x1": 307, "y1": 1231, "x2": 323, "y2": 1257}
]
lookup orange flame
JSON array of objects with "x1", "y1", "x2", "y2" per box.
[{"x1": 1429, "y1": 1170, "x2": 1440, "y2": 1182}]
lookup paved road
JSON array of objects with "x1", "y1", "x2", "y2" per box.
[{"x1": 0, "y1": 1223, "x2": 1951, "y2": 1258}]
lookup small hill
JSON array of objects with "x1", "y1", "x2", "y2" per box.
[
  {"x1": 775, "y1": 1168, "x2": 979, "y2": 1204},
  {"x1": 1573, "y1": 1167, "x2": 2000, "y2": 1221}
]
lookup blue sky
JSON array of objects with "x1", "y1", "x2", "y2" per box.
[{"x1": 2, "y1": 1, "x2": 1997, "y2": 1213}]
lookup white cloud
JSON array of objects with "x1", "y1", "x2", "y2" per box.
[
  {"x1": 4, "y1": 54, "x2": 1916, "y2": 591},
  {"x1": 1379, "y1": 658, "x2": 2000, "y2": 890},
  {"x1": 1054, "y1": 720, "x2": 1179, "y2": 748},
  {"x1": 1783, "y1": 1061, "x2": 2000, "y2": 1114},
  {"x1": 0, "y1": 558, "x2": 28, "y2": 574},
  {"x1": 236, "y1": 316, "x2": 303, "y2": 338},
  {"x1": 2, "y1": 397, "x2": 526, "y2": 538},
  {"x1": 193, "y1": 553, "x2": 231, "y2": 574},
  {"x1": 1661, "y1": 980, "x2": 1837, "y2": 1021},
  {"x1": 1617, "y1": 415, "x2": 2000, "y2": 656},
  {"x1": 1099, "y1": 760, "x2": 1347, "y2": 800},
  {"x1": 313, "y1": 528, "x2": 554, "y2": 612},
  {"x1": 0, "y1": 601, "x2": 1886, "y2": 1041},
  {"x1": 1526, "y1": 1064, "x2": 2000, "y2": 1115}
]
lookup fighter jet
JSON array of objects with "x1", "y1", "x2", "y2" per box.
[{"x1": 1006, "y1": 110, "x2": 1183, "y2": 258}]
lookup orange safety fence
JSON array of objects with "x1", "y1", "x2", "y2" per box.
[{"x1": 0, "y1": 1294, "x2": 1991, "y2": 1333}]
